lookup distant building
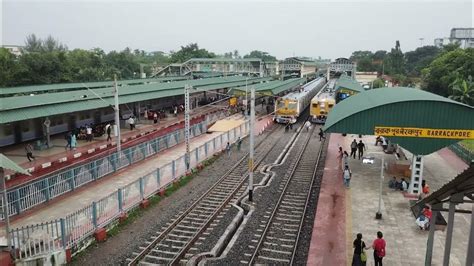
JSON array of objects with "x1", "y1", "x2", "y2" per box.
[
  {"x1": 434, "y1": 28, "x2": 474, "y2": 49},
  {"x1": 1, "y1": 45, "x2": 23, "y2": 56}
]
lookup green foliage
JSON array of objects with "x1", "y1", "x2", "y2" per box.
[
  {"x1": 421, "y1": 48, "x2": 474, "y2": 96},
  {"x1": 243, "y1": 50, "x2": 277, "y2": 62},
  {"x1": 0, "y1": 48, "x2": 20, "y2": 87},
  {"x1": 169, "y1": 43, "x2": 215, "y2": 63},
  {"x1": 1, "y1": 35, "x2": 224, "y2": 87},
  {"x1": 404, "y1": 46, "x2": 440, "y2": 76},
  {"x1": 448, "y1": 76, "x2": 474, "y2": 105},
  {"x1": 387, "y1": 40, "x2": 405, "y2": 75},
  {"x1": 372, "y1": 78, "x2": 385, "y2": 88}
]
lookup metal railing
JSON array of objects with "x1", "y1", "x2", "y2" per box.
[
  {"x1": 0, "y1": 112, "x2": 228, "y2": 220},
  {"x1": 8, "y1": 119, "x2": 248, "y2": 261},
  {"x1": 448, "y1": 142, "x2": 474, "y2": 165}
]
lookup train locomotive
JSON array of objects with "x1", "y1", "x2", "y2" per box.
[
  {"x1": 274, "y1": 77, "x2": 326, "y2": 124},
  {"x1": 310, "y1": 84, "x2": 336, "y2": 124}
]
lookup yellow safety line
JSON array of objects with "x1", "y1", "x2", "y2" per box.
[{"x1": 346, "y1": 186, "x2": 353, "y2": 266}]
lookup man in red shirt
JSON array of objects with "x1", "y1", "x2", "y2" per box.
[{"x1": 372, "y1": 231, "x2": 386, "y2": 266}]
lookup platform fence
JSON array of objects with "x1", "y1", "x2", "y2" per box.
[
  {"x1": 0, "y1": 112, "x2": 227, "y2": 221},
  {"x1": 448, "y1": 142, "x2": 474, "y2": 165},
  {"x1": 7, "y1": 120, "x2": 248, "y2": 261}
]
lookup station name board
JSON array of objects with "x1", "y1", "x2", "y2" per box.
[{"x1": 374, "y1": 126, "x2": 474, "y2": 140}]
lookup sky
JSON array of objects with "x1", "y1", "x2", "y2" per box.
[{"x1": 1, "y1": 0, "x2": 473, "y2": 59}]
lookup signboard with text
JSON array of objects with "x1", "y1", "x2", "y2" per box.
[{"x1": 374, "y1": 126, "x2": 474, "y2": 140}]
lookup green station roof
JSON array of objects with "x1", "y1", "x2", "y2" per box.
[
  {"x1": 0, "y1": 76, "x2": 187, "y2": 96},
  {"x1": 335, "y1": 75, "x2": 364, "y2": 93},
  {"x1": 0, "y1": 76, "x2": 270, "y2": 124},
  {"x1": 323, "y1": 87, "x2": 474, "y2": 155},
  {"x1": 229, "y1": 78, "x2": 306, "y2": 96}
]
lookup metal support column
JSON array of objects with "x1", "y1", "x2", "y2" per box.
[
  {"x1": 466, "y1": 203, "x2": 474, "y2": 265},
  {"x1": 443, "y1": 201, "x2": 457, "y2": 265},
  {"x1": 184, "y1": 84, "x2": 191, "y2": 171},
  {"x1": 376, "y1": 157, "x2": 384, "y2": 219},
  {"x1": 409, "y1": 155, "x2": 423, "y2": 195},
  {"x1": 425, "y1": 204, "x2": 440, "y2": 265},
  {"x1": 114, "y1": 75, "x2": 122, "y2": 152},
  {"x1": 0, "y1": 168, "x2": 11, "y2": 250},
  {"x1": 248, "y1": 87, "x2": 255, "y2": 202}
]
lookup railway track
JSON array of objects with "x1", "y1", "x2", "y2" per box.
[
  {"x1": 249, "y1": 125, "x2": 325, "y2": 265},
  {"x1": 127, "y1": 123, "x2": 284, "y2": 265}
]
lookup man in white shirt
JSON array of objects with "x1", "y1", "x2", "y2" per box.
[
  {"x1": 128, "y1": 116, "x2": 135, "y2": 130},
  {"x1": 86, "y1": 125, "x2": 93, "y2": 142}
]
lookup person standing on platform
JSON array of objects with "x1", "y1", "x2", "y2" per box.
[
  {"x1": 350, "y1": 139, "x2": 357, "y2": 159},
  {"x1": 128, "y1": 116, "x2": 135, "y2": 130},
  {"x1": 319, "y1": 128, "x2": 325, "y2": 141},
  {"x1": 352, "y1": 233, "x2": 368, "y2": 266},
  {"x1": 305, "y1": 121, "x2": 311, "y2": 131},
  {"x1": 226, "y1": 142, "x2": 231, "y2": 157},
  {"x1": 71, "y1": 133, "x2": 77, "y2": 150},
  {"x1": 357, "y1": 140, "x2": 366, "y2": 159},
  {"x1": 343, "y1": 165, "x2": 352, "y2": 188},
  {"x1": 65, "y1": 132, "x2": 72, "y2": 150},
  {"x1": 153, "y1": 112, "x2": 158, "y2": 124},
  {"x1": 25, "y1": 143, "x2": 35, "y2": 162},
  {"x1": 342, "y1": 151, "x2": 349, "y2": 169},
  {"x1": 86, "y1": 125, "x2": 93, "y2": 142},
  {"x1": 144, "y1": 109, "x2": 148, "y2": 121},
  {"x1": 237, "y1": 137, "x2": 242, "y2": 151},
  {"x1": 106, "y1": 123, "x2": 112, "y2": 141},
  {"x1": 371, "y1": 231, "x2": 386, "y2": 266}
]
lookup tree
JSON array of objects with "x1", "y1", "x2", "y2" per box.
[
  {"x1": 24, "y1": 34, "x2": 43, "y2": 53},
  {"x1": 349, "y1": 50, "x2": 373, "y2": 62},
  {"x1": 233, "y1": 50, "x2": 240, "y2": 59},
  {"x1": 356, "y1": 57, "x2": 375, "y2": 72},
  {"x1": 169, "y1": 43, "x2": 215, "y2": 63},
  {"x1": 422, "y1": 48, "x2": 474, "y2": 96},
  {"x1": 243, "y1": 50, "x2": 277, "y2": 62},
  {"x1": 387, "y1": 40, "x2": 405, "y2": 75},
  {"x1": 404, "y1": 46, "x2": 440, "y2": 76},
  {"x1": 373, "y1": 50, "x2": 387, "y2": 61},
  {"x1": 448, "y1": 76, "x2": 474, "y2": 106},
  {"x1": 372, "y1": 78, "x2": 385, "y2": 88},
  {"x1": 0, "y1": 48, "x2": 20, "y2": 86},
  {"x1": 43, "y1": 35, "x2": 67, "y2": 52}
]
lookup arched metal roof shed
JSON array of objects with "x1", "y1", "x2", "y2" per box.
[{"x1": 323, "y1": 87, "x2": 474, "y2": 155}]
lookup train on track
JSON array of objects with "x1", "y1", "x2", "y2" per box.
[
  {"x1": 310, "y1": 79, "x2": 337, "y2": 124},
  {"x1": 274, "y1": 77, "x2": 326, "y2": 124}
]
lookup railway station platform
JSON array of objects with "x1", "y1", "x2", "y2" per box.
[
  {"x1": 1, "y1": 107, "x2": 218, "y2": 188},
  {"x1": 307, "y1": 133, "x2": 470, "y2": 266},
  {"x1": 0, "y1": 114, "x2": 274, "y2": 239}
]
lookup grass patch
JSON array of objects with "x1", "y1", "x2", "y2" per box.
[{"x1": 460, "y1": 140, "x2": 474, "y2": 152}]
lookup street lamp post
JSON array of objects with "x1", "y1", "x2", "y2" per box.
[
  {"x1": 376, "y1": 156, "x2": 384, "y2": 219},
  {"x1": 245, "y1": 78, "x2": 248, "y2": 116},
  {"x1": 184, "y1": 84, "x2": 191, "y2": 171},
  {"x1": 248, "y1": 87, "x2": 255, "y2": 201},
  {"x1": 82, "y1": 76, "x2": 121, "y2": 152},
  {"x1": 362, "y1": 154, "x2": 384, "y2": 219},
  {"x1": 113, "y1": 75, "x2": 122, "y2": 152}
]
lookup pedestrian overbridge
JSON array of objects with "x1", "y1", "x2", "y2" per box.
[{"x1": 322, "y1": 87, "x2": 474, "y2": 194}]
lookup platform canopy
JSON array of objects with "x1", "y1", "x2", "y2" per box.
[
  {"x1": 323, "y1": 87, "x2": 474, "y2": 155},
  {"x1": 0, "y1": 154, "x2": 30, "y2": 175}
]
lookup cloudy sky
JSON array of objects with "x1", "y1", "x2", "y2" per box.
[{"x1": 1, "y1": 0, "x2": 473, "y2": 59}]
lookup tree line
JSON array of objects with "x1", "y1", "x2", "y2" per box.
[
  {"x1": 350, "y1": 41, "x2": 473, "y2": 105},
  {"x1": 0, "y1": 34, "x2": 277, "y2": 87}
]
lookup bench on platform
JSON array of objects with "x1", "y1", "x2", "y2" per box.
[{"x1": 410, "y1": 200, "x2": 447, "y2": 231}]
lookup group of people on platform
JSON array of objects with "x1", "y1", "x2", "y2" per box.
[
  {"x1": 337, "y1": 139, "x2": 366, "y2": 188},
  {"x1": 352, "y1": 231, "x2": 386, "y2": 266}
]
